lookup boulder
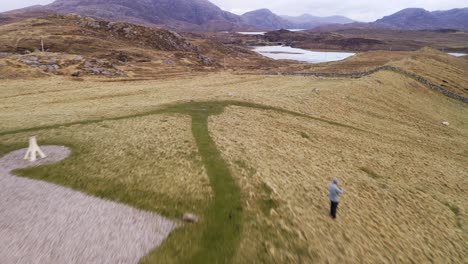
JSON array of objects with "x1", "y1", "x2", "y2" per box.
[
  {"x1": 74, "y1": 56, "x2": 84, "y2": 62},
  {"x1": 198, "y1": 54, "x2": 216, "y2": 66},
  {"x1": 46, "y1": 65, "x2": 60, "y2": 73}
]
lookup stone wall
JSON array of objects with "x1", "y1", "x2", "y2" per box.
[
  {"x1": 267, "y1": 66, "x2": 468, "y2": 104},
  {"x1": 379, "y1": 66, "x2": 468, "y2": 104}
]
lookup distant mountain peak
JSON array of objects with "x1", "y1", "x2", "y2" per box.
[
  {"x1": 281, "y1": 13, "x2": 355, "y2": 28},
  {"x1": 3, "y1": 1, "x2": 466, "y2": 32},
  {"x1": 396, "y1": 7, "x2": 427, "y2": 12},
  {"x1": 241, "y1": 9, "x2": 294, "y2": 30},
  {"x1": 245, "y1": 8, "x2": 274, "y2": 14},
  {"x1": 374, "y1": 7, "x2": 468, "y2": 30},
  {"x1": 4, "y1": 0, "x2": 247, "y2": 31}
]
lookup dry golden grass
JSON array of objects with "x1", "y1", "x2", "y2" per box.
[
  {"x1": 0, "y1": 115, "x2": 211, "y2": 216},
  {"x1": 209, "y1": 103, "x2": 467, "y2": 263},
  {"x1": 0, "y1": 73, "x2": 341, "y2": 132},
  {"x1": 282, "y1": 51, "x2": 415, "y2": 73},
  {"x1": 0, "y1": 52, "x2": 467, "y2": 262},
  {"x1": 389, "y1": 49, "x2": 468, "y2": 97},
  {"x1": 0, "y1": 58, "x2": 48, "y2": 79}
]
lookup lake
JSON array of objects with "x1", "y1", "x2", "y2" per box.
[
  {"x1": 237, "y1": 32, "x2": 266, "y2": 35},
  {"x1": 448, "y1": 53, "x2": 468, "y2": 57},
  {"x1": 237, "y1": 29, "x2": 305, "y2": 36},
  {"x1": 252, "y1": 46, "x2": 355, "y2": 63}
]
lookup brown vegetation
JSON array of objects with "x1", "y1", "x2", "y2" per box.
[
  {"x1": 211, "y1": 28, "x2": 468, "y2": 53},
  {"x1": 1, "y1": 65, "x2": 467, "y2": 262},
  {"x1": 0, "y1": 14, "x2": 275, "y2": 79}
]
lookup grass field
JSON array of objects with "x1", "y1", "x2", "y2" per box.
[{"x1": 1, "y1": 60, "x2": 467, "y2": 262}]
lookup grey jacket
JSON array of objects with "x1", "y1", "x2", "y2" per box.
[{"x1": 329, "y1": 183, "x2": 344, "y2": 202}]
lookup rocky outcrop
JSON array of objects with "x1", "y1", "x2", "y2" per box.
[
  {"x1": 19, "y1": 55, "x2": 61, "y2": 73},
  {"x1": 80, "y1": 59, "x2": 126, "y2": 77},
  {"x1": 16, "y1": 53, "x2": 126, "y2": 77},
  {"x1": 64, "y1": 14, "x2": 196, "y2": 52}
]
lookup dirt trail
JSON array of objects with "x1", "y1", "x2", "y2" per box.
[{"x1": 0, "y1": 146, "x2": 175, "y2": 264}]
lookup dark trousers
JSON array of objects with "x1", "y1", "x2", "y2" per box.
[{"x1": 330, "y1": 201, "x2": 339, "y2": 218}]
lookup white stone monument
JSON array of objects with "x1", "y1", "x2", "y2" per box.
[{"x1": 24, "y1": 136, "x2": 47, "y2": 162}]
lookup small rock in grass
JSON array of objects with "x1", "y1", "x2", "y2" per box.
[
  {"x1": 163, "y1": 59, "x2": 175, "y2": 65},
  {"x1": 71, "y1": 71, "x2": 83, "y2": 77},
  {"x1": 182, "y1": 213, "x2": 198, "y2": 223},
  {"x1": 442, "y1": 120, "x2": 449, "y2": 126}
]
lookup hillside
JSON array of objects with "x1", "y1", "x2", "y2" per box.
[
  {"x1": 257, "y1": 28, "x2": 468, "y2": 53},
  {"x1": 0, "y1": 14, "x2": 277, "y2": 79},
  {"x1": 2, "y1": 0, "x2": 250, "y2": 32},
  {"x1": 1, "y1": 52, "x2": 467, "y2": 262},
  {"x1": 1, "y1": 1, "x2": 468, "y2": 263}
]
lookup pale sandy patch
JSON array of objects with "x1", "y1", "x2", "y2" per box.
[{"x1": 0, "y1": 146, "x2": 176, "y2": 264}]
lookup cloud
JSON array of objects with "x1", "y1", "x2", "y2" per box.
[
  {"x1": 0, "y1": 0, "x2": 466, "y2": 22},
  {"x1": 0, "y1": 0, "x2": 55, "y2": 12}
]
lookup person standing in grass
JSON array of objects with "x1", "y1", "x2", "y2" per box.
[{"x1": 329, "y1": 177, "x2": 344, "y2": 219}]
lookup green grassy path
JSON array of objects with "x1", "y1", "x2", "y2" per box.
[
  {"x1": 189, "y1": 109, "x2": 242, "y2": 263},
  {"x1": 1, "y1": 101, "x2": 368, "y2": 263}
]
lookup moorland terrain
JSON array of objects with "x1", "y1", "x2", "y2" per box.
[
  {"x1": 212, "y1": 28, "x2": 468, "y2": 53},
  {"x1": 1, "y1": 1, "x2": 467, "y2": 263},
  {"x1": 1, "y1": 56, "x2": 467, "y2": 263}
]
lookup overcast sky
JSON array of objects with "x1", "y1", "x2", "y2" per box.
[{"x1": 1, "y1": 0, "x2": 467, "y2": 21}]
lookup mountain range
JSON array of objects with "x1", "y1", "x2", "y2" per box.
[
  {"x1": 1, "y1": 0, "x2": 354, "y2": 31},
  {"x1": 240, "y1": 9, "x2": 355, "y2": 30},
  {"x1": 282, "y1": 14, "x2": 355, "y2": 28},
  {"x1": 1, "y1": 0, "x2": 467, "y2": 32},
  {"x1": 374, "y1": 8, "x2": 468, "y2": 30},
  {"x1": 3, "y1": 0, "x2": 246, "y2": 31}
]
